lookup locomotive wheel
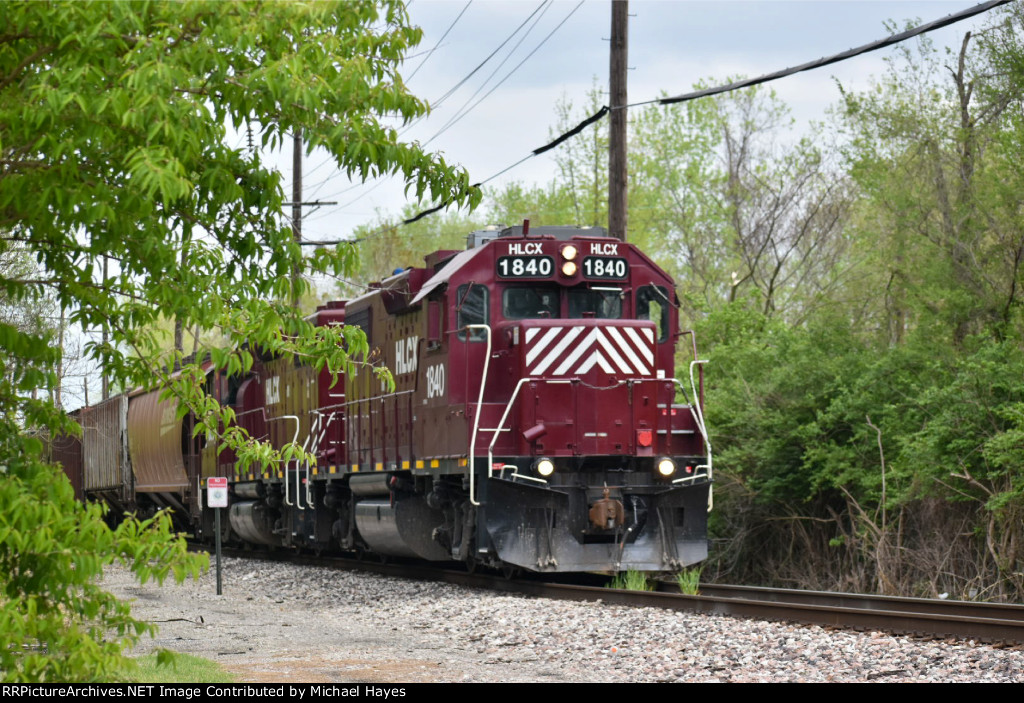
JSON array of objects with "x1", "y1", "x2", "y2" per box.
[{"x1": 464, "y1": 557, "x2": 477, "y2": 574}]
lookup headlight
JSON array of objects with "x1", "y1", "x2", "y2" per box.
[
  {"x1": 561, "y1": 244, "x2": 578, "y2": 260},
  {"x1": 656, "y1": 457, "x2": 676, "y2": 477},
  {"x1": 534, "y1": 458, "x2": 555, "y2": 477},
  {"x1": 561, "y1": 261, "x2": 577, "y2": 277}
]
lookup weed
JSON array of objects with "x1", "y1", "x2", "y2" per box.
[
  {"x1": 676, "y1": 567, "x2": 702, "y2": 595},
  {"x1": 608, "y1": 569, "x2": 655, "y2": 591}
]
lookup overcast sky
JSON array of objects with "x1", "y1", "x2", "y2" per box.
[{"x1": 278, "y1": 0, "x2": 1005, "y2": 241}]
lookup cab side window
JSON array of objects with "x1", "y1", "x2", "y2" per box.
[
  {"x1": 456, "y1": 284, "x2": 488, "y2": 341},
  {"x1": 637, "y1": 285, "x2": 671, "y2": 342}
]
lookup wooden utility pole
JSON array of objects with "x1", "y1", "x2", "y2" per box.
[
  {"x1": 608, "y1": 0, "x2": 629, "y2": 242},
  {"x1": 291, "y1": 129, "x2": 303, "y2": 309},
  {"x1": 55, "y1": 305, "x2": 64, "y2": 410},
  {"x1": 101, "y1": 255, "x2": 109, "y2": 400},
  {"x1": 174, "y1": 243, "x2": 186, "y2": 369},
  {"x1": 285, "y1": 129, "x2": 338, "y2": 306}
]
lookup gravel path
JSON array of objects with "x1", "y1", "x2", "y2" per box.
[{"x1": 103, "y1": 557, "x2": 1024, "y2": 683}]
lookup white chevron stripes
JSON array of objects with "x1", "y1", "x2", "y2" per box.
[{"x1": 524, "y1": 324, "x2": 655, "y2": 377}]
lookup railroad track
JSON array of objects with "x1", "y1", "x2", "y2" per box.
[
  {"x1": 206, "y1": 547, "x2": 1024, "y2": 645},
  {"x1": 657, "y1": 583, "x2": 1024, "y2": 645}
]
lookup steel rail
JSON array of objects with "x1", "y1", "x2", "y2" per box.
[
  {"x1": 680, "y1": 583, "x2": 1024, "y2": 642},
  {"x1": 202, "y1": 547, "x2": 1024, "y2": 644}
]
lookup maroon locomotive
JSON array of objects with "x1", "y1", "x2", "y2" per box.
[{"x1": 59, "y1": 224, "x2": 712, "y2": 574}]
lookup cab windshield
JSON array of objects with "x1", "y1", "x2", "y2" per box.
[
  {"x1": 568, "y1": 288, "x2": 621, "y2": 319},
  {"x1": 502, "y1": 287, "x2": 559, "y2": 319},
  {"x1": 500, "y1": 287, "x2": 623, "y2": 320}
]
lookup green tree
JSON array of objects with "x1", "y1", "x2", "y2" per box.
[
  {"x1": 0, "y1": 0, "x2": 477, "y2": 681},
  {"x1": 487, "y1": 83, "x2": 853, "y2": 326},
  {"x1": 837, "y1": 17, "x2": 1024, "y2": 346},
  {"x1": 700, "y1": 10, "x2": 1024, "y2": 598},
  {"x1": 633, "y1": 85, "x2": 853, "y2": 324},
  {"x1": 345, "y1": 205, "x2": 483, "y2": 291}
]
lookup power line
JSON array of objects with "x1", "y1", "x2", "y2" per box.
[
  {"x1": 428, "y1": 0, "x2": 550, "y2": 113},
  {"x1": 406, "y1": 0, "x2": 473, "y2": 83},
  {"x1": 308, "y1": 0, "x2": 563, "y2": 219},
  {"x1": 422, "y1": 1, "x2": 554, "y2": 141},
  {"x1": 651, "y1": 0, "x2": 1013, "y2": 107},
  {"x1": 424, "y1": 0, "x2": 583, "y2": 147},
  {"x1": 391, "y1": 0, "x2": 1012, "y2": 231}
]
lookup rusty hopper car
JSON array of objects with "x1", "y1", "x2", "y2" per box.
[
  {"x1": 59, "y1": 377, "x2": 205, "y2": 529},
  {"x1": 219, "y1": 224, "x2": 712, "y2": 573}
]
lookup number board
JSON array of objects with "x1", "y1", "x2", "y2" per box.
[
  {"x1": 582, "y1": 256, "x2": 629, "y2": 280},
  {"x1": 497, "y1": 255, "x2": 554, "y2": 279}
]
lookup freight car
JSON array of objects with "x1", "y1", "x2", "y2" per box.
[
  {"x1": 54, "y1": 379, "x2": 205, "y2": 528},
  {"x1": 59, "y1": 224, "x2": 712, "y2": 573}
]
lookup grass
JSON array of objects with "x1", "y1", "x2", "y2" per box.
[
  {"x1": 676, "y1": 567, "x2": 702, "y2": 595},
  {"x1": 608, "y1": 569, "x2": 655, "y2": 591},
  {"x1": 129, "y1": 652, "x2": 236, "y2": 683}
]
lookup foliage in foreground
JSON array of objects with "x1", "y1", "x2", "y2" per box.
[
  {"x1": 0, "y1": 449, "x2": 205, "y2": 682},
  {"x1": 0, "y1": 0, "x2": 477, "y2": 681}
]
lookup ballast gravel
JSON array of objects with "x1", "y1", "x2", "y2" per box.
[{"x1": 103, "y1": 557, "x2": 1024, "y2": 683}]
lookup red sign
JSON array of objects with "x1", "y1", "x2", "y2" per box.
[{"x1": 207, "y1": 477, "x2": 228, "y2": 508}]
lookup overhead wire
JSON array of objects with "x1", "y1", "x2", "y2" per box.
[
  {"x1": 649, "y1": 0, "x2": 1013, "y2": 107},
  {"x1": 420, "y1": 0, "x2": 555, "y2": 142},
  {"x1": 422, "y1": 0, "x2": 550, "y2": 114},
  {"x1": 391, "y1": 0, "x2": 1013, "y2": 228},
  {"x1": 306, "y1": 0, "x2": 559, "y2": 220},
  {"x1": 305, "y1": 0, "x2": 482, "y2": 208},
  {"x1": 405, "y1": 0, "x2": 473, "y2": 84},
  {"x1": 424, "y1": 0, "x2": 582, "y2": 146}
]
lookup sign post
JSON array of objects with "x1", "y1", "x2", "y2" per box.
[{"x1": 207, "y1": 477, "x2": 228, "y2": 595}]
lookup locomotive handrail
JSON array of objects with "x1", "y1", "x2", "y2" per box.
[
  {"x1": 464, "y1": 323, "x2": 492, "y2": 507},
  {"x1": 314, "y1": 391, "x2": 414, "y2": 469},
  {"x1": 294, "y1": 415, "x2": 311, "y2": 511},
  {"x1": 294, "y1": 412, "x2": 320, "y2": 511},
  {"x1": 318, "y1": 389, "x2": 415, "y2": 415},
  {"x1": 486, "y1": 377, "x2": 531, "y2": 486},
  {"x1": 265, "y1": 415, "x2": 300, "y2": 507},
  {"x1": 231, "y1": 406, "x2": 285, "y2": 445},
  {"x1": 679, "y1": 330, "x2": 705, "y2": 407},
  {"x1": 500, "y1": 463, "x2": 548, "y2": 485},
  {"x1": 687, "y1": 360, "x2": 711, "y2": 474},
  {"x1": 309, "y1": 410, "x2": 339, "y2": 504},
  {"x1": 485, "y1": 376, "x2": 693, "y2": 488},
  {"x1": 669, "y1": 365, "x2": 713, "y2": 495}
]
